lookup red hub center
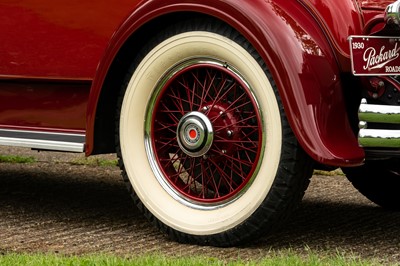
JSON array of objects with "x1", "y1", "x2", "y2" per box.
[
  {"x1": 189, "y1": 129, "x2": 197, "y2": 139},
  {"x1": 202, "y1": 102, "x2": 240, "y2": 158}
]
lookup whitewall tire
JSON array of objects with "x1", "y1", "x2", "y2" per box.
[{"x1": 117, "y1": 19, "x2": 313, "y2": 246}]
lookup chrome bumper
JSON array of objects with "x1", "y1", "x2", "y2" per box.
[{"x1": 358, "y1": 99, "x2": 400, "y2": 147}]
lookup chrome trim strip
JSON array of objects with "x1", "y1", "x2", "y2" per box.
[
  {"x1": 359, "y1": 129, "x2": 400, "y2": 148},
  {"x1": 386, "y1": 0, "x2": 400, "y2": 25},
  {"x1": 0, "y1": 129, "x2": 85, "y2": 152},
  {"x1": 358, "y1": 98, "x2": 400, "y2": 148},
  {"x1": 0, "y1": 137, "x2": 84, "y2": 152},
  {"x1": 359, "y1": 101, "x2": 400, "y2": 124}
]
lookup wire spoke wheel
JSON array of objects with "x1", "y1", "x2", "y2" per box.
[
  {"x1": 148, "y1": 60, "x2": 261, "y2": 206},
  {"x1": 117, "y1": 19, "x2": 313, "y2": 246}
]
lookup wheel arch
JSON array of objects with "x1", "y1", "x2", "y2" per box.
[
  {"x1": 87, "y1": 12, "x2": 199, "y2": 155},
  {"x1": 87, "y1": 0, "x2": 364, "y2": 166}
]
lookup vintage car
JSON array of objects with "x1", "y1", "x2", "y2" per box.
[{"x1": 1, "y1": 0, "x2": 400, "y2": 246}]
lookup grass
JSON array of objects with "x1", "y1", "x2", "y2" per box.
[
  {"x1": 0, "y1": 155, "x2": 36, "y2": 164},
  {"x1": 0, "y1": 251, "x2": 381, "y2": 266},
  {"x1": 313, "y1": 168, "x2": 344, "y2": 176},
  {"x1": 0, "y1": 153, "x2": 118, "y2": 167},
  {"x1": 69, "y1": 157, "x2": 119, "y2": 167}
]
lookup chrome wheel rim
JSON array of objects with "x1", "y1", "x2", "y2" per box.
[{"x1": 144, "y1": 58, "x2": 264, "y2": 209}]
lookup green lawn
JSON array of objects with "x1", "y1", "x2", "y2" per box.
[
  {"x1": 0, "y1": 155, "x2": 36, "y2": 163},
  {"x1": 0, "y1": 252, "x2": 380, "y2": 266}
]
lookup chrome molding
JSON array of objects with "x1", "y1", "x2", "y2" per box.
[
  {"x1": 359, "y1": 129, "x2": 400, "y2": 148},
  {"x1": 359, "y1": 101, "x2": 400, "y2": 124},
  {"x1": 385, "y1": 0, "x2": 400, "y2": 25},
  {"x1": 358, "y1": 99, "x2": 400, "y2": 148},
  {"x1": 0, "y1": 129, "x2": 85, "y2": 152}
]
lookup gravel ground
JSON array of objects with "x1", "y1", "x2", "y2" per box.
[{"x1": 0, "y1": 147, "x2": 400, "y2": 263}]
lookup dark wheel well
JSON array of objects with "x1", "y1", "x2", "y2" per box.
[{"x1": 91, "y1": 12, "x2": 215, "y2": 154}]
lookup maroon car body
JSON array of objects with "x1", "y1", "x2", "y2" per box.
[{"x1": 1, "y1": 0, "x2": 399, "y2": 246}]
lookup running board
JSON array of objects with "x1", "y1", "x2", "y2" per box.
[{"x1": 0, "y1": 129, "x2": 85, "y2": 152}]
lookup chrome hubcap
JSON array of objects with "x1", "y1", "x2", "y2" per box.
[{"x1": 177, "y1": 111, "x2": 214, "y2": 157}]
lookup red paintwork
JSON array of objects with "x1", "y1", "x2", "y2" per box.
[
  {"x1": 301, "y1": 0, "x2": 364, "y2": 66},
  {"x1": 0, "y1": 0, "x2": 138, "y2": 132},
  {"x1": 0, "y1": 0, "x2": 138, "y2": 78},
  {"x1": 0, "y1": 80, "x2": 88, "y2": 131},
  {"x1": 88, "y1": 0, "x2": 366, "y2": 166},
  {"x1": 359, "y1": 0, "x2": 394, "y2": 9},
  {"x1": 0, "y1": 0, "x2": 393, "y2": 166}
]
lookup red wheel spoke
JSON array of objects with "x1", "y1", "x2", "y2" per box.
[
  {"x1": 198, "y1": 69, "x2": 217, "y2": 108},
  {"x1": 159, "y1": 149, "x2": 184, "y2": 169},
  {"x1": 210, "y1": 92, "x2": 247, "y2": 123},
  {"x1": 211, "y1": 115, "x2": 258, "y2": 134},
  {"x1": 207, "y1": 158, "x2": 241, "y2": 191},
  {"x1": 212, "y1": 137, "x2": 259, "y2": 156},
  {"x1": 207, "y1": 81, "x2": 236, "y2": 113},
  {"x1": 210, "y1": 147, "x2": 254, "y2": 167},
  {"x1": 213, "y1": 138, "x2": 258, "y2": 145},
  {"x1": 239, "y1": 128, "x2": 259, "y2": 142},
  {"x1": 218, "y1": 114, "x2": 258, "y2": 129},
  {"x1": 178, "y1": 77, "x2": 197, "y2": 111},
  {"x1": 154, "y1": 121, "x2": 178, "y2": 134},
  {"x1": 213, "y1": 138, "x2": 258, "y2": 154},
  {"x1": 225, "y1": 159, "x2": 251, "y2": 184},
  {"x1": 201, "y1": 161, "x2": 219, "y2": 198},
  {"x1": 186, "y1": 158, "x2": 201, "y2": 194},
  {"x1": 241, "y1": 149, "x2": 254, "y2": 164},
  {"x1": 223, "y1": 97, "x2": 251, "y2": 114},
  {"x1": 201, "y1": 160, "x2": 222, "y2": 197},
  {"x1": 214, "y1": 124, "x2": 258, "y2": 133},
  {"x1": 232, "y1": 142, "x2": 258, "y2": 154},
  {"x1": 166, "y1": 90, "x2": 191, "y2": 111},
  {"x1": 159, "y1": 102, "x2": 181, "y2": 124},
  {"x1": 164, "y1": 86, "x2": 187, "y2": 115},
  {"x1": 155, "y1": 137, "x2": 179, "y2": 152}
]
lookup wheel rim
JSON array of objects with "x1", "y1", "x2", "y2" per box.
[{"x1": 145, "y1": 58, "x2": 263, "y2": 208}]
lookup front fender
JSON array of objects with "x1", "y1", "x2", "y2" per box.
[{"x1": 86, "y1": 0, "x2": 364, "y2": 166}]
